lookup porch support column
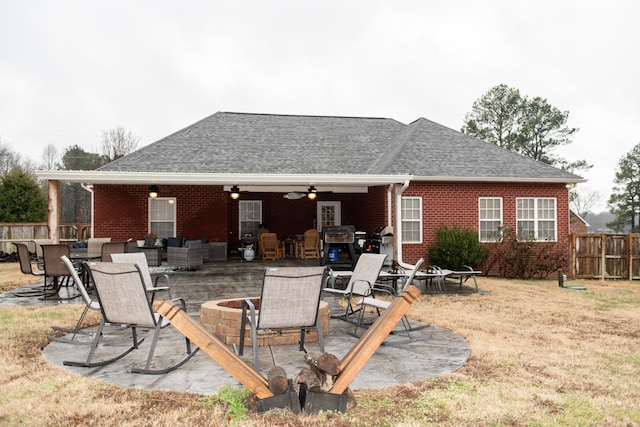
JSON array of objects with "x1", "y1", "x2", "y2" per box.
[{"x1": 47, "y1": 180, "x2": 60, "y2": 243}]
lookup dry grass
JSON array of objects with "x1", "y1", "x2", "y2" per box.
[{"x1": 1, "y1": 262, "x2": 639, "y2": 426}]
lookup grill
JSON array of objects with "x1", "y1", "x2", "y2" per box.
[
  {"x1": 321, "y1": 225, "x2": 356, "y2": 268},
  {"x1": 370, "y1": 226, "x2": 393, "y2": 265}
]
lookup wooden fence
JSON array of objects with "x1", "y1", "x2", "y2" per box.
[
  {"x1": 571, "y1": 233, "x2": 640, "y2": 280},
  {"x1": 0, "y1": 222, "x2": 91, "y2": 254}
]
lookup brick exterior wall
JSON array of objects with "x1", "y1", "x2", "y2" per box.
[
  {"x1": 400, "y1": 181, "x2": 571, "y2": 269},
  {"x1": 94, "y1": 184, "x2": 228, "y2": 242},
  {"x1": 93, "y1": 181, "x2": 571, "y2": 273}
]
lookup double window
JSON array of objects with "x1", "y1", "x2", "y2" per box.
[
  {"x1": 516, "y1": 198, "x2": 556, "y2": 241},
  {"x1": 478, "y1": 197, "x2": 557, "y2": 242}
]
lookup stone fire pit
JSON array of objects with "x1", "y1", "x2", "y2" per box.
[{"x1": 200, "y1": 298, "x2": 330, "y2": 347}]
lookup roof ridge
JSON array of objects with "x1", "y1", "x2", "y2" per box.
[
  {"x1": 368, "y1": 119, "x2": 423, "y2": 172},
  {"x1": 218, "y1": 111, "x2": 396, "y2": 121}
]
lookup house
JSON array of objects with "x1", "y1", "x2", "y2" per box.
[
  {"x1": 570, "y1": 210, "x2": 590, "y2": 234},
  {"x1": 38, "y1": 112, "x2": 585, "y2": 270}
]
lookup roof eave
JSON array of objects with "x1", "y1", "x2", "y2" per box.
[
  {"x1": 412, "y1": 175, "x2": 587, "y2": 185},
  {"x1": 36, "y1": 171, "x2": 414, "y2": 186}
]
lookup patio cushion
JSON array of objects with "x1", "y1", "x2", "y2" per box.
[
  {"x1": 185, "y1": 239, "x2": 201, "y2": 248},
  {"x1": 167, "y1": 237, "x2": 184, "y2": 248}
]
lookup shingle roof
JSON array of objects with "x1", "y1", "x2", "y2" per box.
[
  {"x1": 377, "y1": 118, "x2": 580, "y2": 180},
  {"x1": 100, "y1": 112, "x2": 583, "y2": 182}
]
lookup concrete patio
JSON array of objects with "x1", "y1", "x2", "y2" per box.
[{"x1": 2, "y1": 257, "x2": 473, "y2": 395}]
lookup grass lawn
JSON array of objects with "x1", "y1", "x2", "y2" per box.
[{"x1": 1, "y1": 262, "x2": 639, "y2": 426}]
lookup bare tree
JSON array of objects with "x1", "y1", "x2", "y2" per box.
[
  {"x1": 101, "y1": 127, "x2": 140, "y2": 162},
  {"x1": 570, "y1": 187, "x2": 603, "y2": 220},
  {"x1": 41, "y1": 144, "x2": 59, "y2": 170},
  {"x1": 0, "y1": 138, "x2": 25, "y2": 175}
]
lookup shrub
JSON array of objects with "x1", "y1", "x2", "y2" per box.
[
  {"x1": 482, "y1": 226, "x2": 569, "y2": 279},
  {"x1": 428, "y1": 225, "x2": 486, "y2": 269}
]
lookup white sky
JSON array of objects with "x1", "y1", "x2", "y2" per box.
[{"x1": 1, "y1": 0, "x2": 638, "y2": 212}]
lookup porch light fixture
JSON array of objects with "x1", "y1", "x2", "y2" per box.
[
  {"x1": 230, "y1": 185, "x2": 240, "y2": 200},
  {"x1": 148, "y1": 185, "x2": 159, "y2": 199},
  {"x1": 307, "y1": 185, "x2": 317, "y2": 200}
]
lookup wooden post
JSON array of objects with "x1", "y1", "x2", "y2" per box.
[
  {"x1": 330, "y1": 284, "x2": 421, "y2": 395},
  {"x1": 47, "y1": 180, "x2": 59, "y2": 243},
  {"x1": 156, "y1": 301, "x2": 273, "y2": 399}
]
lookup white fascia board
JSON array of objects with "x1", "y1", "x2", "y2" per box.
[
  {"x1": 36, "y1": 171, "x2": 413, "y2": 186},
  {"x1": 412, "y1": 175, "x2": 587, "y2": 184}
]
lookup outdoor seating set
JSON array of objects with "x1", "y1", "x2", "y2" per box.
[
  {"x1": 254, "y1": 228, "x2": 321, "y2": 261},
  {"x1": 12, "y1": 238, "x2": 172, "y2": 300},
  {"x1": 151, "y1": 253, "x2": 426, "y2": 414},
  {"x1": 15, "y1": 237, "x2": 431, "y2": 414}
]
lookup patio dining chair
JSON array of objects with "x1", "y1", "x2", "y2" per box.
[
  {"x1": 86, "y1": 237, "x2": 112, "y2": 259},
  {"x1": 111, "y1": 252, "x2": 172, "y2": 303},
  {"x1": 354, "y1": 258, "x2": 424, "y2": 337},
  {"x1": 238, "y1": 266, "x2": 327, "y2": 371},
  {"x1": 322, "y1": 253, "x2": 387, "y2": 320},
  {"x1": 100, "y1": 241, "x2": 127, "y2": 262},
  {"x1": 32, "y1": 239, "x2": 53, "y2": 268},
  {"x1": 11, "y1": 242, "x2": 46, "y2": 297},
  {"x1": 40, "y1": 244, "x2": 73, "y2": 299},
  {"x1": 63, "y1": 262, "x2": 198, "y2": 374}
]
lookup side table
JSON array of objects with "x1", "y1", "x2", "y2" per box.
[{"x1": 140, "y1": 245, "x2": 162, "y2": 267}]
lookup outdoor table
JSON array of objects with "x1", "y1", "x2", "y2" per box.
[
  {"x1": 69, "y1": 249, "x2": 100, "y2": 287},
  {"x1": 139, "y1": 245, "x2": 162, "y2": 267}
]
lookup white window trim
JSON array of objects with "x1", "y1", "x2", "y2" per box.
[
  {"x1": 238, "y1": 200, "x2": 262, "y2": 237},
  {"x1": 148, "y1": 197, "x2": 176, "y2": 238},
  {"x1": 401, "y1": 196, "x2": 422, "y2": 244},
  {"x1": 478, "y1": 197, "x2": 503, "y2": 242},
  {"x1": 516, "y1": 197, "x2": 557, "y2": 242}
]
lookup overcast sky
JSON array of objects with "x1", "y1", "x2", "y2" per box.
[{"x1": 1, "y1": 1, "x2": 638, "y2": 212}]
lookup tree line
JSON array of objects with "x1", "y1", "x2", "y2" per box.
[
  {"x1": 2, "y1": 87, "x2": 636, "y2": 229},
  {"x1": 0, "y1": 127, "x2": 139, "y2": 223}
]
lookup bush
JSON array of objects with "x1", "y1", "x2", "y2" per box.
[
  {"x1": 428, "y1": 225, "x2": 486, "y2": 269},
  {"x1": 482, "y1": 226, "x2": 568, "y2": 279}
]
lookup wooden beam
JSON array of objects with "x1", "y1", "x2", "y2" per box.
[
  {"x1": 47, "y1": 180, "x2": 59, "y2": 243},
  {"x1": 331, "y1": 284, "x2": 421, "y2": 394},
  {"x1": 156, "y1": 301, "x2": 273, "y2": 399}
]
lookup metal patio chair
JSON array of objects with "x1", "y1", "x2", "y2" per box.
[
  {"x1": 40, "y1": 244, "x2": 73, "y2": 299},
  {"x1": 111, "y1": 252, "x2": 172, "y2": 303},
  {"x1": 48, "y1": 255, "x2": 102, "y2": 343},
  {"x1": 100, "y1": 241, "x2": 127, "y2": 262},
  {"x1": 354, "y1": 258, "x2": 424, "y2": 337},
  {"x1": 63, "y1": 261, "x2": 198, "y2": 374},
  {"x1": 238, "y1": 266, "x2": 327, "y2": 371},
  {"x1": 11, "y1": 242, "x2": 47, "y2": 297},
  {"x1": 322, "y1": 253, "x2": 387, "y2": 320}
]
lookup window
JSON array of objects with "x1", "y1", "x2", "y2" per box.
[
  {"x1": 317, "y1": 201, "x2": 341, "y2": 229},
  {"x1": 148, "y1": 197, "x2": 176, "y2": 238},
  {"x1": 516, "y1": 198, "x2": 556, "y2": 241},
  {"x1": 401, "y1": 197, "x2": 422, "y2": 243},
  {"x1": 239, "y1": 200, "x2": 262, "y2": 237},
  {"x1": 479, "y1": 197, "x2": 502, "y2": 242}
]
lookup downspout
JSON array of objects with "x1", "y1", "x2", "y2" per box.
[
  {"x1": 394, "y1": 180, "x2": 411, "y2": 269},
  {"x1": 81, "y1": 183, "x2": 94, "y2": 238},
  {"x1": 387, "y1": 184, "x2": 394, "y2": 229}
]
